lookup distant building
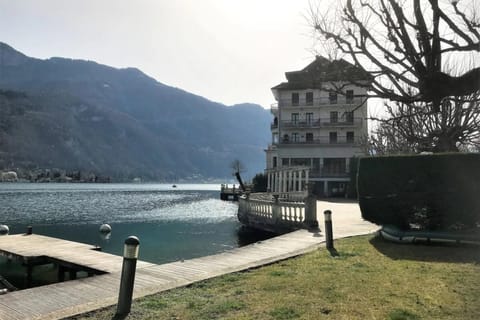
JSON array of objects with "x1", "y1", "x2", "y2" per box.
[{"x1": 265, "y1": 56, "x2": 370, "y2": 197}]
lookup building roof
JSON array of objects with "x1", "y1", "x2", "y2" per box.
[{"x1": 271, "y1": 56, "x2": 372, "y2": 90}]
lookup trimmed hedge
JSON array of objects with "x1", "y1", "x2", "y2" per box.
[{"x1": 357, "y1": 153, "x2": 480, "y2": 231}]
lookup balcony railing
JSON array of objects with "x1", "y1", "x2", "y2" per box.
[
  {"x1": 281, "y1": 120, "x2": 321, "y2": 128},
  {"x1": 276, "y1": 97, "x2": 365, "y2": 108},
  {"x1": 321, "y1": 118, "x2": 362, "y2": 127},
  {"x1": 278, "y1": 136, "x2": 359, "y2": 146},
  {"x1": 280, "y1": 118, "x2": 362, "y2": 128},
  {"x1": 270, "y1": 104, "x2": 278, "y2": 114}
]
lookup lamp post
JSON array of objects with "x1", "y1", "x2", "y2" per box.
[{"x1": 116, "y1": 236, "x2": 140, "y2": 317}]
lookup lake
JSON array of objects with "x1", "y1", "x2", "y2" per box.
[{"x1": 0, "y1": 183, "x2": 271, "y2": 265}]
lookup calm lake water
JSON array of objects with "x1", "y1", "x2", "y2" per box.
[{"x1": 0, "y1": 183, "x2": 269, "y2": 265}]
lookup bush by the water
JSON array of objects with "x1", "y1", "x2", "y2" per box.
[
  {"x1": 252, "y1": 173, "x2": 267, "y2": 192},
  {"x1": 357, "y1": 153, "x2": 480, "y2": 230}
]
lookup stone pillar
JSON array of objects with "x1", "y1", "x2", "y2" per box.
[
  {"x1": 324, "y1": 180, "x2": 329, "y2": 197},
  {"x1": 274, "y1": 172, "x2": 278, "y2": 193},
  {"x1": 277, "y1": 171, "x2": 282, "y2": 193},
  {"x1": 272, "y1": 194, "x2": 281, "y2": 222},
  {"x1": 346, "y1": 158, "x2": 350, "y2": 174},
  {"x1": 304, "y1": 182, "x2": 318, "y2": 229}
]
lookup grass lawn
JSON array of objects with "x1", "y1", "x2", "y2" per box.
[{"x1": 70, "y1": 234, "x2": 480, "y2": 320}]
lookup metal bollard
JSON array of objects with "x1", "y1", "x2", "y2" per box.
[
  {"x1": 26, "y1": 226, "x2": 32, "y2": 235},
  {"x1": 115, "y1": 236, "x2": 140, "y2": 317},
  {"x1": 324, "y1": 210, "x2": 334, "y2": 250}
]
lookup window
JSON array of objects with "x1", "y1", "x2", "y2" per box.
[
  {"x1": 329, "y1": 91, "x2": 337, "y2": 104},
  {"x1": 306, "y1": 112, "x2": 314, "y2": 125},
  {"x1": 273, "y1": 157, "x2": 277, "y2": 168},
  {"x1": 346, "y1": 90, "x2": 354, "y2": 104},
  {"x1": 282, "y1": 158, "x2": 290, "y2": 166},
  {"x1": 283, "y1": 134, "x2": 289, "y2": 143},
  {"x1": 291, "y1": 113, "x2": 299, "y2": 125},
  {"x1": 323, "y1": 158, "x2": 346, "y2": 175},
  {"x1": 345, "y1": 111, "x2": 354, "y2": 123},
  {"x1": 347, "y1": 131, "x2": 355, "y2": 143},
  {"x1": 291, "y1": 132, "x2": 299, "y2": 142},
  {"x1": 292, "y1": 92, "x2": 299, "y2": 106},
  {"x1": 306, "y1": 92, "x2": 314, "y2": 105},
  {"x1": 312, "y1": 158, "x2": 321, "y2": 172},
  {"x1": 329, "y1": 132, "x2": 338, "y2": 143},
  {"x1": 330, "y1": 111, "x2": 338, "y2": 123},
  {"x1": 291, "y1": 158, "x2": 310, "y2": 166},
  {"x1": 306, "y1": 132, "x2": 314, "y2": 142}
]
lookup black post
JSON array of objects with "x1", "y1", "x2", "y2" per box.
[
  {"x1": 324, "y1": 210, "x2": 334, "y2": 250},
  {"x1": 115, "y1": 236, "x2": 140, "y2": 318},
  {"x1": 26, "y1": 226, "x2": 32, "y2": 235}
]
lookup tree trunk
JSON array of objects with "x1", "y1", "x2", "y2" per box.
[
  {"x1": 234, "y1": 172, "x2": 246, "y2": 192},
  {"x1": 433, "y1": 136, "x2": 459, "y2": 152}
]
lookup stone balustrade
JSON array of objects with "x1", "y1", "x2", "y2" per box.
[{"x1": 237, "y1": 185, "x2": 318, "y2": 234}]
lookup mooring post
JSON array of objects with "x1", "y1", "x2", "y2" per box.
[
  {"x1": 324, "y1": 210, "x2": 334, "y2": 249},
  {"x1": 26, "y1": 226, "x2": 32, "y2": 235},
  {"x1": 115, "y1": 236, "x2": 140, "y2": 317}
]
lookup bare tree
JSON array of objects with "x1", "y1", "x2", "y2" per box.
[
  {"x1": 310, "y1": 0, "x2": 480, "y2": 152},
  {"x1": 230, "y1": 159, "x2": 246, "y2": 191},
  {"x1": 370, "y1": 93, "x2": 480, "y2": 153}
]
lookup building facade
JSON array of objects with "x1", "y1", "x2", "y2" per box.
[{"x1": 265, "y1": 56, "x2": 370, "y2": 197}]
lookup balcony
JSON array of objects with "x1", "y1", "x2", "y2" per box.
[
  {"x1": 270, "y1": 103, "x2": 278, "y2": 114},
  {"x1": 277, "y1": 97, "x2": 364, "y2": 108},
  {"x1": 281, "y1": 120, "x2": 321, "y2": 128},
  {"x1": 279, "y1": 117, "x2": 362, "y2": 129},
  {"x1": 279, "y1": 136, "x2": 359, "y2": 146},
  {"x1": 321, "y1": 117, "x2": 362, "y2": 127}
]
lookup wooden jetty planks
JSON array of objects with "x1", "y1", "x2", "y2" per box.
[{"x1": 0, "y1": 229, "x2": 331, "y2": 320}]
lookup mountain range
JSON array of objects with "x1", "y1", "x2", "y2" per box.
[{"x1": 0, "y1": 42, "x2": 271, "y2": 181}]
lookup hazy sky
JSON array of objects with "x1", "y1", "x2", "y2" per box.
[{"x1": 0, "y1": 0, "x2": 320, "y2": 108}]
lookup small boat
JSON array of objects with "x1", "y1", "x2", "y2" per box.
[{"x1": 172, "y1": 184, "x2": 177, "y2": 188}]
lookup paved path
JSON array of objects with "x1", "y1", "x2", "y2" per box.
[
  {"x1": 316, "y1": 199, "x2": 379, "y2": 238},
  {"x1": 0, "y1": 200, "x2": 378, "y2": 320}
]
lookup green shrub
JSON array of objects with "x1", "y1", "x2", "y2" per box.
[
  {"x1": 357, "y1": 153, "x2": 480, "y2": 230},
  {"x1": 252, "y1": 172, "x2": 267, "y2": 192}
]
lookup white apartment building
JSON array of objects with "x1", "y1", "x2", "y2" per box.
[{"x1": 265, "y1": 56, "x2": 370, "y2": 197}]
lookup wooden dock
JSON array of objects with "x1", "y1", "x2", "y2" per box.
[
  {"x1": 0, "y1": 230, "x2": 329, "y2": 320},
  {"x1": 0, "y1": 203, "x2": 378, "y2": 320},
  {"x1": 220, "y1": 184, "x2": 242, "y2": 201}
]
